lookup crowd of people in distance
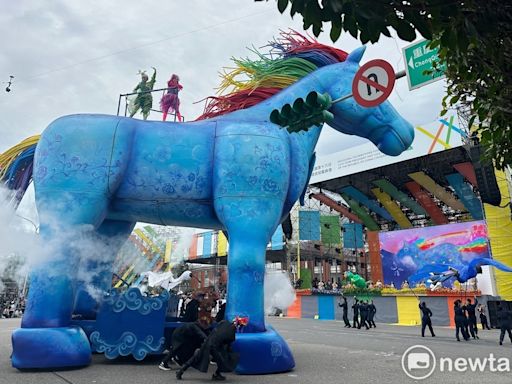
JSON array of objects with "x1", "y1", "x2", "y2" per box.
[
  {"x1": 312, "y1": 277, "x2": 341, "y2": 291},
  {"x1": 308, "y1": 276, "x2": 390, "y2": 292},
  {"x1": 1, "y1": 295, "x2": 25, "y2": 319}
]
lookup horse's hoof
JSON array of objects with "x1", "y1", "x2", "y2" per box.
[
  {"x1": 11, "y1": 326, "x2": 91, "y2": 369},
  {"x1": 233, "y1": 325, "x2": 295, "y2": 374}
]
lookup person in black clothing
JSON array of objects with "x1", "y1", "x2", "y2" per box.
[
  {"x1": 477, "y1": 304, "x2": 491, "y2": 330},
  {"x1": 182, "y1": 293, "x2": 200, "y2": 322},
  {"x1": 338, "y1": 297, "x2": 351, "y2": 327},
  {"x1": 419, "y1": 302, "x2": 435, "y2": 337},
  {"x1": 368, "y1": 301, "x2": 376, "y2": 328},
  {"x1": 497, "y1": 304, "x2": 512, "y2": 346},
  {"x1": 352, "y1": 299, "x2": 360, "y2": 328},
  {"x1": 462, "y1": 302, "x2": 476, "y2": 340},
  {"x1": 215, "y1": 300, "x2": 226, "y2": 323},
  {"x1": 159, "y1": 320, "x2": 210, "y2": 370},
  {"x1": 176, "y1": 316, "x2": 248, "y2": 381},
  {"x1": 358, "y1": 301, "x2": 370, "y2": 330},
  {"x1": 466, "y1": 297, "x2": 479, "y2": 339},
  {"x1": 454, "y1": 300, "x2": 470, "y2": 341}
]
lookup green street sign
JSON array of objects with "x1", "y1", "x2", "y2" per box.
[{"x1": 403, "y1": 39, "x2": 446, "y2": 90}]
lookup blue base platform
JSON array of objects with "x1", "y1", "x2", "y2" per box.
[
  {"x1": 11, "y1": 326, "x2": 91, "y2": 369},
  {"x1": 233, "y1": 325, "x2": 295, "y2": 374},
  {"x1": 11, "y1": 288, "x2": 295, "y2": 374}
]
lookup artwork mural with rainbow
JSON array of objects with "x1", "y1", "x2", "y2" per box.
[{"x1": 380, "y1": 221, "x2": 497, "y2": 288}]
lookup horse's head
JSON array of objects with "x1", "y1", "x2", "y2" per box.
[{"x1": 321, "y1": 46, "x2": 414, "y2": 156}]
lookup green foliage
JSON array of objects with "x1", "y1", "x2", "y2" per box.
[
  {"x1": 299, "y1": 268, "x2": 312, "y2": 289},
  {"x1": 263, "y1": 0, "x2": 512, "y2": 168},
  {"x1": 341, "y1": 287, "x2": 382, "y2": 297}
]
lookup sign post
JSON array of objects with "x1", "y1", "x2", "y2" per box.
[
  {"x1": 403, "y1": 39, "x2": 446, "y2": 90},
  {"x1": 352, "y1": 59, "x2": 396, "y2": 108}
]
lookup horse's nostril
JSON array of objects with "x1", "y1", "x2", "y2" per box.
[{"x1": 377, "y1": 129, "x2": 407, "y2": 156}]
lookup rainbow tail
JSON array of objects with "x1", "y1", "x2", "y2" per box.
[{"x1": 0, "y1": 135, "x2": 40, "y2": 207}]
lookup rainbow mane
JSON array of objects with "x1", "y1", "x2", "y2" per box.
[
  {"x1": 196, "y1": 30, "x2": 348, "y2": 120},
  {"x1": 0, "y1": 135, "x2": 39, "y2": 206}
]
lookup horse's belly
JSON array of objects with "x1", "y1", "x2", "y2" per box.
[{"x1": 107, "y1": 199, "x2": 222, "y2": 229}]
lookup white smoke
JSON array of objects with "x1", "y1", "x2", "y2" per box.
[
  {"x1": 172, "y1": 227, "x2": 196, "y2": 262},
  {"x1": 264, "y1": 270, "x2": 296, "y2": 315},
  {"x1": 0, "y1": 186, "x2": 40, "y2": 292},
  {"x1": 0, "y1": 185, "x2": 132, "y2": 305}
]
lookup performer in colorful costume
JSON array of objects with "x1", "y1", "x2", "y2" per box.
[
  {"x1": 160, "y1": 74, "x2": 183, "y2": 121},
  {"x1": 129, "y1": 67, "x2": 157, "y2": 120}
]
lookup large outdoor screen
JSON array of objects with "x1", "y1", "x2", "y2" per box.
[{"x1": 379, "y1": 220, "x2": 490, "y2": 288}]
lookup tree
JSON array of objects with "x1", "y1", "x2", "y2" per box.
[{"x1": 262, "y1": 0, "x2": 512, "y2": 169}]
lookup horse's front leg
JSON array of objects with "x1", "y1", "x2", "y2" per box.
[
  {"x1": 213, "y1": 131, "x2": 295, "y2": 374},
  {"x1": 216, "y1": 197, "x2": 280, "y2": 332}
]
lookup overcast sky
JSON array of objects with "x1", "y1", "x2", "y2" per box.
[{"x1": 0, "y1": 1, "x2": 447, "y2": 156}]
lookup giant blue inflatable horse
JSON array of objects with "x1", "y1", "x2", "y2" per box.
[{"x1": 7, "y1": 44, "x2": 413, "y2": 372}]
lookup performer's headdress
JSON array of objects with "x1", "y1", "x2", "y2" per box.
[{"x1": 137, "y1": 70, "x2": 148, "y2": 80}]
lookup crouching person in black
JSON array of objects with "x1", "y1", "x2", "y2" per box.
[
  {"x1": 159, "y1": 319, "x2": 210, "y2": 371},
  {"x1": 176, "y1": 316, "x2": 249, "y2": 381}
]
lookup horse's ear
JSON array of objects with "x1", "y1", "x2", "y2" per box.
[{"x1": 347, "y1": 46, "x2": 366, "y2": 64}]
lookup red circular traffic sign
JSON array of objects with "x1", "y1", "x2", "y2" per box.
[{"x1": 352, "y1": 59, "x2": 396, "y2": 108}]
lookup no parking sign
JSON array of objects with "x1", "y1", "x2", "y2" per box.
[{"x1": 352, "y1": 59, "x2": 396, "y2": 108}]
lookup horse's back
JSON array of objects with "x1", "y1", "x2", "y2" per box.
[{"x1": 34, "y1": 114, "x2": 137, "y2": 194}]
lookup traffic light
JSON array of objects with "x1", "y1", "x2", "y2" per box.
[{"x1": 269, "y1": 91, "x2": 334, "y2": 133}]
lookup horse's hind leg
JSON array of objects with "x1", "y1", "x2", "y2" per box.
[
  {"x1": 73, "y1": 219, "x2": 135, "y2": 319},
  {"x1": 11, "y1": 191, "x2": 111, "y2": 369}
]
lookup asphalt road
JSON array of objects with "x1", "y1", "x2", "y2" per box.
[{"x1": 1, "y1": 317, "x2": 511, "y2": 384}]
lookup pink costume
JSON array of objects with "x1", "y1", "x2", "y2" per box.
[{"x1": 160, "y1": 74, "x2": 183, "y2": 121}]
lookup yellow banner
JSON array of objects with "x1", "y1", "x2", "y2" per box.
[
  {"x1": 484, "y1": 170, "x2": 512, "y2": 300},
  {"x1": 372, "y1": 188, "x2": 413, "y2": 228},
  {"x1": 396, "y1": 296, "x2": 421, "y2": 325},
  {"x1": 409, "y1": 171, "x2": 466, "y2": 211},
  {"x1": 164, "y1": 240, "x2": 172, "y2": 263},
  {"x1": 134, "y1": 228, "x2": 160, "y2": 254},
  {"x1": 114, "y1": 265, "x2": 134, "y2": 288},
  {"x1": 217, "y1": 231, "x2": 228, "y2": 256}
]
